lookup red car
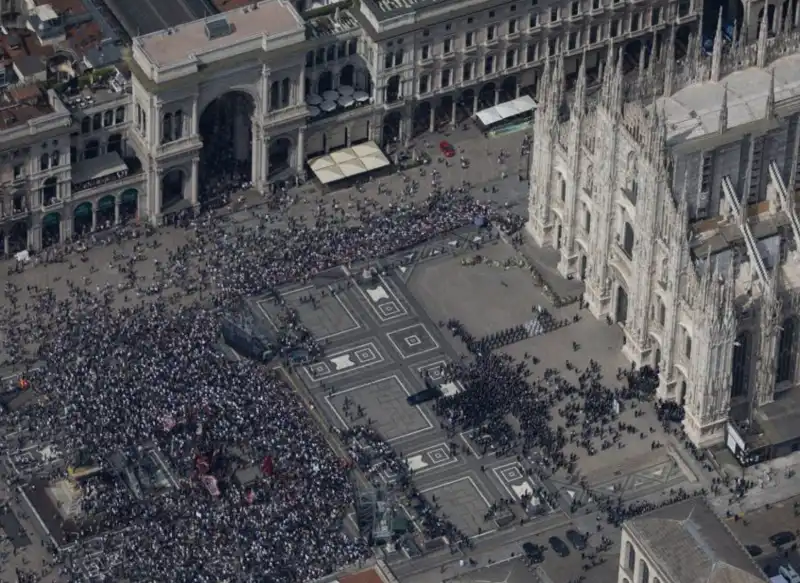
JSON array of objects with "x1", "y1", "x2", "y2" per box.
[{"x1": 439, "y1": 140, "x2": 455, "y2": 157}]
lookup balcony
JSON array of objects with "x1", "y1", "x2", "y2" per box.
[
  {"x1": 157, "y1": 135, "x2": 203, "y2": 159},
  {"x1": 69, "y1": 170, "x2": 144, "y2": 200},
  {"x1": 307, "y1": 96, "x2": 373, "y2": 126},
  {"x1": 265, "y1": 104, "x2": 311, "y2": 126},
  {"x1": 0, "y1": 206, "x2": 31, "y2": 222}
]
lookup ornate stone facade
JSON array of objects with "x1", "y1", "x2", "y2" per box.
[{"x1": 527, "y1": 18, "x2": 800, "y2": 447}]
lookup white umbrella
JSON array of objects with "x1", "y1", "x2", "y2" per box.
[
  {"x1": 338, "y1": 95, "x2": 355, "y2": 107},
  {"x1": 353, "y1": 91, "x2": 369, "y2": 102},
  {"x1": 320, "y1": 100, "x2": 337, "y2": 112},
  {"x1": 308, "y1": 106, "x2": 321, "y2": 117},
  {"x1": 338, "y1": 85, "x2": 354, "y2": 96},
  {"x1": 306, "y1": 94, "x2": 322, "y2": 105},
  {"x1": 322, "y1": 90, "x2": 339, "y2": 101}
]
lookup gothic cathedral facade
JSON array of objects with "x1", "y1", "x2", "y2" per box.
[{"x1": 527, "y1": 15, "x2": 800, "y2": 447}]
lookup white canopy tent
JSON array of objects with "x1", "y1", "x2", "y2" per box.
[
  {"x1": 308, "y1": 141, "x2": 391, "y2": 184},
  {"x1": 475, "y1": 95, "x2": 537, "y2": 127}
]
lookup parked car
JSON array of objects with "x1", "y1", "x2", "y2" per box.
[
  {"x1": 770, "y1": 532, "x2": 797, "y2": 547},
  {"x1": 522, "y1": 542, "x2": 545, "y2": 564},
  {"x1": 779, "y1": 565, "x2": 800, "y2": 583},
  {"x1": 439, "y1": 140, "x2": 455, "y2": 158},
  {"x1": 549, "y1": 536, "x2": 570, "y2": 557},
  {"x1": 566, "y1": 529, "x2": 587, "y2": 551}
]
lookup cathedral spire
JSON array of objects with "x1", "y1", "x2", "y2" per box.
[
  {"x1": 711, "y1": 9, "x2": 724, "y2": 82},
  {"x1": 663, "y1": 24, "x2": 676, "y2": 96},
  {"x1": 765, "y1": 68, "x2": 775, "y2": 119},
  {"x1": 757, "y1": 10, "x2": 769, "y2": 67},
  {"x1": 574, "y1": 48, "x2": 588, "y2": 116},
  {"x1": 775, "y1": 2, "x2": 784, "y2": 36},
  {"x1": 601, "y1": 39, "x2": 616, "y2": 108},
  {"x1": 540, "y1": 52, "x2": 551, "y2": 105},
  {"x1": 609, "y1": 45, "x2": 625, "y2": 115},
  {"x1": 719, "y1": 84, "x2": 728, "y2": 133}
]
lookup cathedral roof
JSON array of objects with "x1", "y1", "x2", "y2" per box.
[
  {"x1": 656, "y1": 52, "x2": 800, "y2": 144},
  {"x1": 625, "y1": 498, "x2": 766, "y2": 583}
]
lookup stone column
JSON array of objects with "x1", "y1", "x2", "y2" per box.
[
  {"x1": 472, "y1": 92, "x2": 479, "y2": 114},
  {"x1": 516, "y1": 84, "x2": 521, "y2": 98},
  {"x1": 450, "y1": 100, "x2": 457, "y2": 127},
  {"x1": 59, "y1": 217, "x2": 65, "y2": 242},
  {"x1": 296, "y1": 128, "x2": 306, "y2": 173},
  {"x1": 91, "y1": 204, "x2": 97, "y2": 231},
  {"x1": 3, "y1": 234, "x2": 8, "y2": 256},
  {"x1": 114, "y1": 201, "x2": 120, "y2": 225},
  {"x1": 191, "y1": 157, "x2": 199, "y2": 207},
  {"x1": 263, "y1": 136, "x2": 271, "y2": 186},
  {"x1": 428, "y1": 105, "x2": 435, "y2": 133},
  {"x1": 494, "y1": 89, "x2": 500, "y2": 105},
  {"x1": 28, "y1": 225, "x2": 41, "y2": 251},
  {"x1": 251, "y1": 123, "x2": 261, "y2": 187},
  {"x1": 152, "y1": 169, "x2": 163, "y2": 225}
]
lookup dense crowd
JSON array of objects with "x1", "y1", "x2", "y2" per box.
[{"x1": 0, "y1": 187, "x2": 511, "y2": 582}]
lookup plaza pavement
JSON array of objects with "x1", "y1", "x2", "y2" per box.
[
  {"x1": 255, "y1": 232, "x2": 703, "y2": 581},
  {"x1": 0, "y1": 122, "x2": 714, "y2": 582}
]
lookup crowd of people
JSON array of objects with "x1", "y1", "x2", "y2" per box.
[{"x1": 0, "y1": 186, "x2": 513, "y2": 581}]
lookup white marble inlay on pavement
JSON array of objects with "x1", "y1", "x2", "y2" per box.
[
  {"x1": 407, "y1": 455, "x2": 429, "y2": 471},
  {"x1": 441, "y1": 382, "x2": 461, "y2": 396},
  {"x1": 330, "y1": 355, "x2": 355, "y2": 370},
  {"x1": 366, "y1": 286, "x2": 390, "y2": 302}
]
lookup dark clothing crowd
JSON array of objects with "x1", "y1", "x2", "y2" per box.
[{"x1": 0, "y1": 190, "x2": 514, "y2": 582}]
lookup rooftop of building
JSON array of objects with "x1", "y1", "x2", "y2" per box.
[
  {"x1": 56, "y1": 64, "x2": 131, "y2": 111},
  {"x1": 40, "y1": 0, "x2": 89, "y2": 16},
  {"x1": 656, "y1": 52, "x2": 800, "y2": 144},
  {"x1": 103, "y1": 0, "x2": 216, "y2": 37},
  {"x1": 306, "y1": 9, "x2": 359, "y2": 39},
  {"x1": 360, "y1": 0, "x2": 452, "y2": 22},
  {"x1": 0, "y1": 86, "x2": 56, "y2": 131},
  {"x1": 625, "y1": 497, "x2": 767, "y2": 583},
  {"x1": 133, "y1": 0, "x2": 303, "y2": 69}
]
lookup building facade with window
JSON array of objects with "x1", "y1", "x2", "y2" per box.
[
  {"x1": 126, "y1": 0, "x2": 700, "y2": 221},
  {"x1": 0, "y1": 85, "x2": 141, "y2": 254},
  {"x1": 527, "y1": 15, "x2": 800, "y2": 446},
  {"x1": 2, "y1": 0, "x2": 701, "y2": 250},
  {"x1": 619, "y1": 498, "x2": 766, "y2": 583}
]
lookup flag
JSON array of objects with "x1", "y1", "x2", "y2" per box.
[
  {"x1": 18, "y1": 378, "x2": 29, "y2": 391},
  {"x1": 160, "y1": 415, "x2": 176, "y2": 432},
  {"x1": 201, "y1": 475, "x2": 220, "y2": 497},
  {"x1": 195, "y1": 455, "x2": 210, "y2": 475},
  {"x1": 261, "y1": 456, "x2": 274, "y2": 476}
]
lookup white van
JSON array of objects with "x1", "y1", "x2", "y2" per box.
[{"x1": 779, "y1": 565, "x2": 800, "y2": 583}]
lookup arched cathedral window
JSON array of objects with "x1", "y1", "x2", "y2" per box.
[
  {"x1": 625, "y1": 541, "x2": 636, "y2": 571},
  {"x1": 623, "y1": 222, "x2": 635, "y2": 257},
  {"x1": 777, "y1": 317, "x2": 796, "y2": 384},
  {"x1": 731, "y1": 331, "x2": 752, "y2": 397}
]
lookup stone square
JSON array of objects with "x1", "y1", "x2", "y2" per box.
[
  {"x1": 304, "y1": 342, "x2": 386, "y2": 382},
  {"x1": 357, "y1": 278, "x2": 410, "y2": 322},
  {"x1": 257, "y1": 285, "x2": 361, "y2": 341},
  {"x1": 325, "y1": 375, "x2": 433, "y2": 441},
  {"x1": 379, "y1": 301, "x2": 402, "y2": 318},
  {"x1": 387, "y1": 324, "x2": 438, "y2": 359},
  {"x1": 428, "y1": 447, "x2": 449, "y2": 463},
  {"x1": 420, "y1": 476, "x2": 493, "y2": 538},
  {"x1": 500, "y1": 466, "x2": 524, "y2": 482}
]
